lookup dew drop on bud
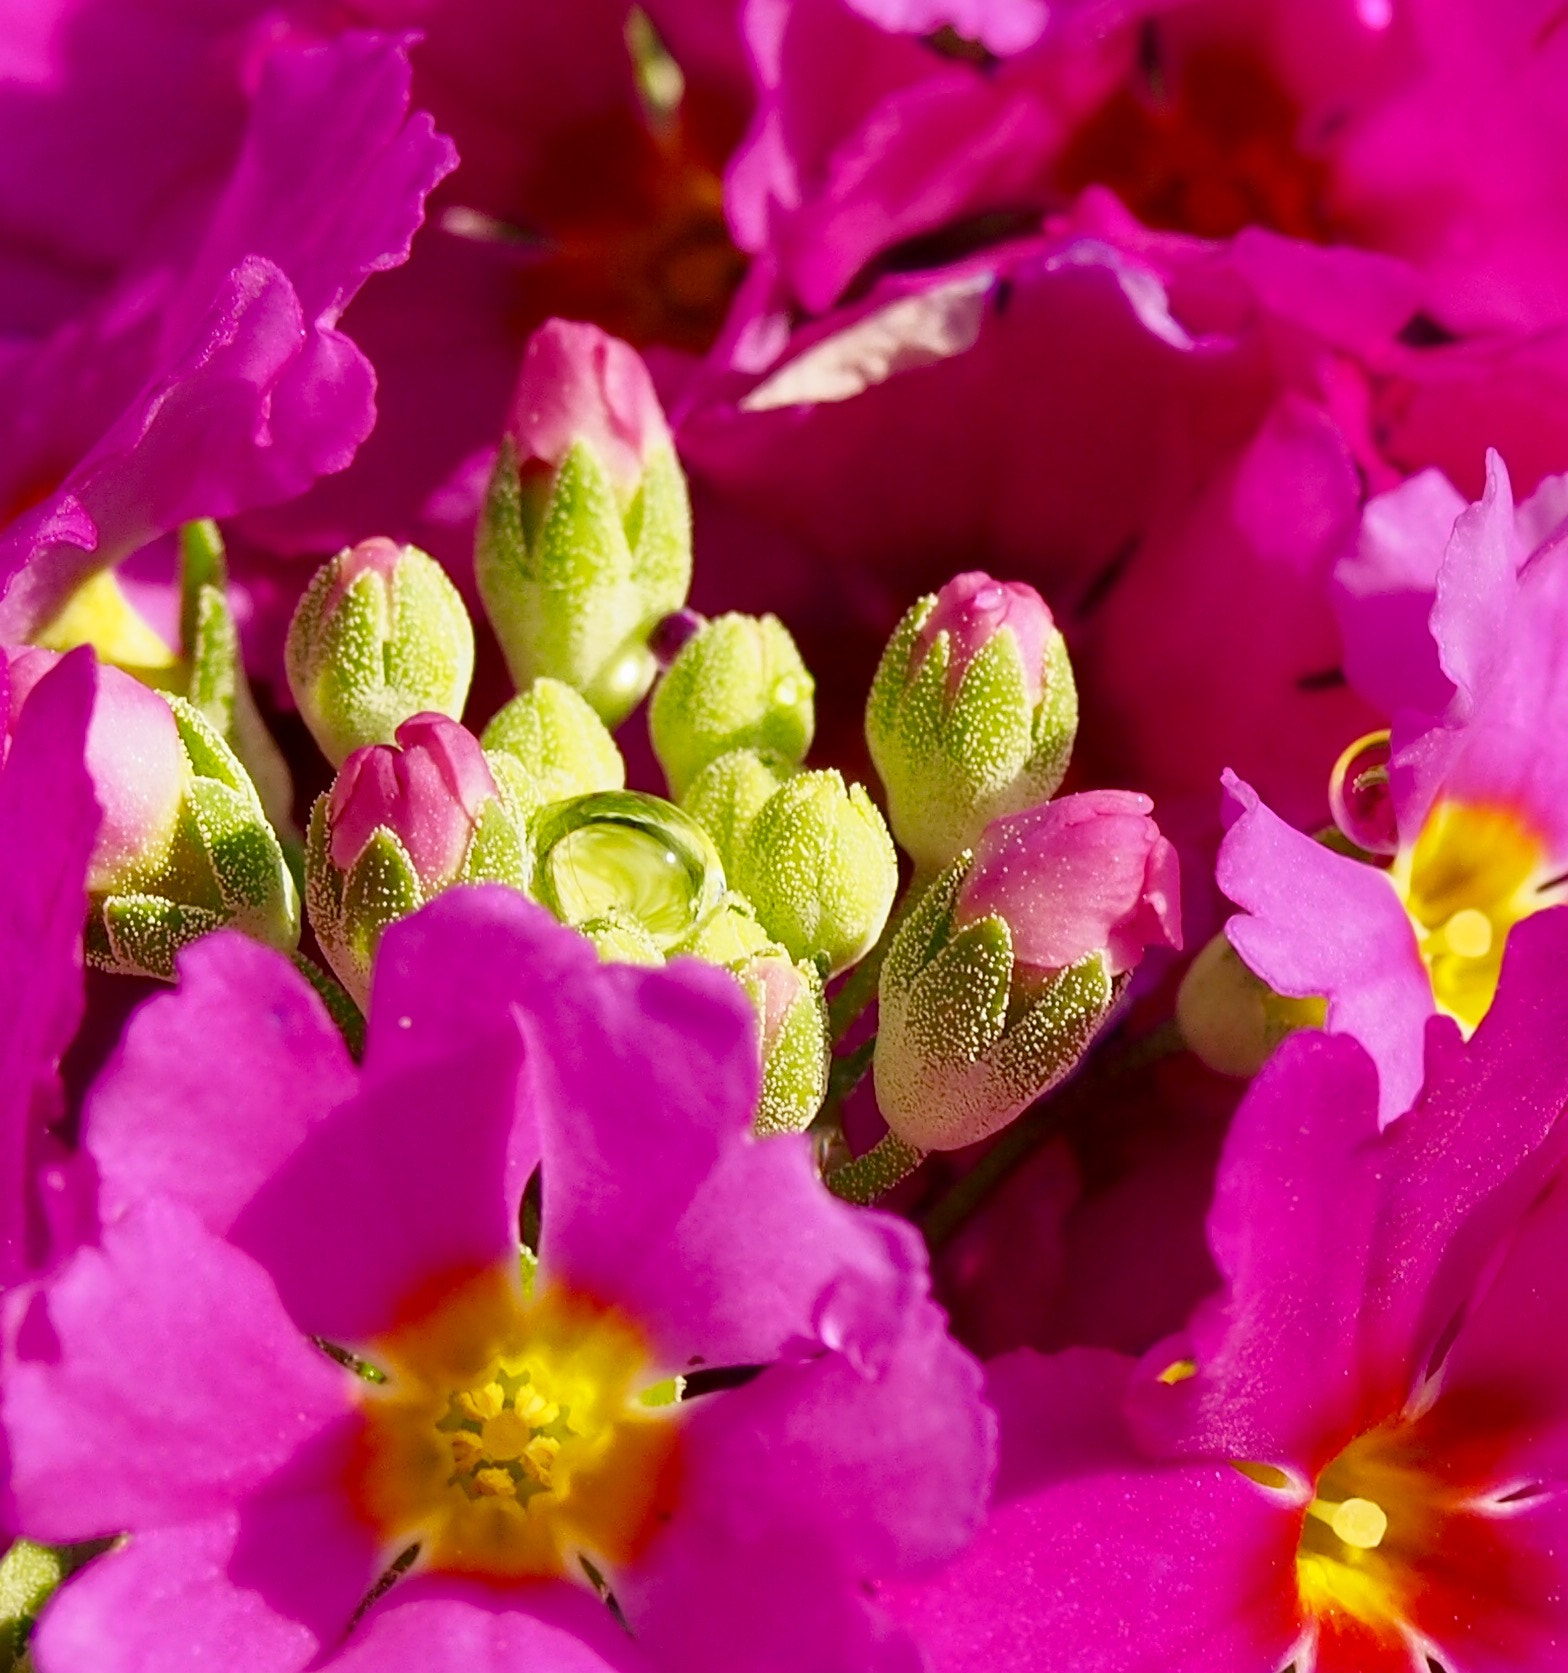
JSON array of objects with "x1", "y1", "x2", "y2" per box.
[{"x1": 1329, "y1": 731, "x2": 1398, "y2": 856}]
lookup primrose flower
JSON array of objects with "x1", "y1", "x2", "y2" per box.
[
  {"x1": 0, "y1": 647, "x2": 99, "y2": 1287},
  {"x1": 890, "y1": 908, "x2": 1568, "y2": 1672},
  {"x1": 0, "y1": 23, "x2": 454, "y2": 640},
  {"x1": 7, "y1": 892, "x2": 993, "y2": 1673},
  {"x1": 867, "y1": 572, "x2": 1077, "y2": 875},
  {"x1": 876, "y1": 791, "x2": 1180, "y2": 1152},
  {"x1": 1221, "y1": 451, "x2": 1568, "y2": 1120},
  {"x1": 476, "y1": 321, "x2": 693, "y2": 726},
  {"x1": 307, "y1": 715, "x2": 528, "y2": 1004}
]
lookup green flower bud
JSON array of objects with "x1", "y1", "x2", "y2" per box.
[
  {"x1": 674, "y1": 891, "x2": 775, "y2": 965},
  {"x1": 531, "y1": 790, "x2": 725, "y2": 953},
  {"x1": 649, "y1": 612, "x2": 814, "y2": 797},
  {"x1": 731, "y1": 769, "x2": 898, "y2": 975},
  {"x1": 475, "y1": 323, "x2": 692, "y2": 727},
  {"x1": 736, "y1": 951, "x2": 830, "y2": 1134},
  {"x1": 307, "y1": 715, "x2": 528, "y2": 1004},
  {"x1": 873, "y1": 853, "x2": 1119, "y2": 1151},
  {"x1": 480, "y1": 678, "x2": 625, "y2": 829},
  {"x1": 84, "y1": 693, "x2": 300, "y2": 982},
  {"x1": 680, "y1": 747, "x2": 792, "y2": 878},
  {"x1": 867, "y1": 571, "x2": 1077, "y2": 875},
  {"x1": 580, "y1": 910, "x2": 666, "y2": 967},
  {"x1": 1176, "y1": 931, "x2": 1326, "y2": 1077},
  {"x1": 286, "y1": 537, "x2": 474, "y2": 767}
]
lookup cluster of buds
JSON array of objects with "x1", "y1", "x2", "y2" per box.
[
  {"x1": 4, "y1": 645, "x2": 298, "y2": 980},
  {"x1": 24, "y1": 311, "x2": 1185, "y2": 1174}
]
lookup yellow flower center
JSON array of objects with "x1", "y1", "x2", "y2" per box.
[
  {"x1": 1291, "y1": 1425, "x2": 1448, "y2": 1641},
  {"x1": 1389, "y1": 799, "x2": 1552, "y2": 1032},
  {"x1": 348, "y1": 1266, "x2": 679, "y2": 1581}
]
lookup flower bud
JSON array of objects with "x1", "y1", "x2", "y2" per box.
[
  {"x1": 530, "y1": 789, "x2": 726, "y2": 954},
  {"x1": 649, "y1": 613, "x2": 815, "y2": 798},
  {"x1": 675, "y1": 892, "x2": 775, "y2": 965},
  {"x1": 6, "y1": 647, "x2": 183, "y2": 894},
  {"x1": 875, "y1": 791, "x2": 1180, "y2": 1152},
  {"x1": 867, "y1": 571, "x2": 1078, "y2": 874},
  {"x1": 475, "y1": 320, "x2": 693, "y2": 727},
  {"x1": 7, "y1": 646, "x2": 300, "y2": 980},
  {"x1": 307, "y1": 713, "x2": 528, "y2": 1004},
  {"x1": 731, "y1": 769, "x2": 898, "y2": 975},
  {"x1": 1176, "y1": 931, "x2": 1325, "y2": 1077},
  {"x1": 736, "y1": 951, "x2": 830, "y2": 1134},
  {"x1": 286, "y1": 537, "x2": 474, "y2": 768},
  {"x1": 680, "y1": 747, "x2": 792, "y2": 878},
  {"x1": 480, "y1": 677, "x2": 625, "y2": 829}
]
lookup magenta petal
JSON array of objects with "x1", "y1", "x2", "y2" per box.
[
  {"x1": 0, "y1": 646, "x2": 97, "y2": 1284},
  {"x1": 1128, "y1": 1033, "x2": 1383, "y2": 1469},
  {"x1": 1219, "y1": 771, "x2": 1432, "y2": 1124},
  {"x1": 885, "y1": 1350, "x2": 1300, "y2": 1673},
  {"x1": 33, "y1": 1517, "x2": 319, "y2": 1673},
  {"x1": 88, "y1": 934, "x2": 355, "y2": 1237},
  {"x1": 5, "y1": 1198, "x2": 354, "y2": 1541},
  {"x1": 1333, "y1": 467, "x2": 1465, "y2": 719},
  {"x1": 323, "y1": 1579, "x2": 654, "y2": 1673},
  {"x1": 524, "y1": 948, "x2": 944, "y2": 1370},
  {"x1": 33, "y1": 1449, "x2": 380, "y2": 1673},
  {"x1": 1365, "y1": 908, "x2": 1568, "y2": 1398},
  {"x1": 229, "y1": 892, "x2": 593, "y2": 1345}
]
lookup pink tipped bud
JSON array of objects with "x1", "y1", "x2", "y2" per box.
[
  {"x1": 5, "y1": 646, "x2": 184, "y2": 891},
  {"x1": 913, "y1": 571, "x2": 1054, "y2": 706},
  {"x1": 506, "y1": 319, "x2": 672, "y2": 494},
  {"x1": 956, "y1": 790, "x2": 1182, "y2": 979},
  {"x1": 328, "y1": 713, "x2": 497, "y2": 890}
]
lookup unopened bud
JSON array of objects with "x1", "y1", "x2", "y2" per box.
[
  {"x1": 307, "y1": 714, "x2": 527, "y2": 1003},
  {"x1": 9, "y1": 647, "x2": 300, "y2": 980},
  {"x1": 480, "y1": 678, "x2": 625, "y2": 829},
  {"x1": 286, "y1": 538, "x2": 474, "y2": 767},
  {"x1": 530, "y1": 790, "x2": 725, "y2": 954},
  {"x1": 731, "y1": 769, "x2": 898, "y2": 975},
  {"x1": 649, "y1": 613, "x2": 814, "y2": 798},
  {"x1": 875, "y1": 792, "x2": 1180, "y2": 1150},
  {"x1": 680, "y1": 748, "x2": 792, "y2": 878},
  {"x1": 675, "y1": 892, "x2": 775, "y2": 964},
  {"x1": 1176, "y1": 931, "x2": 1326, "y2": 1077},
  {"x1": 475, "y1": 321, "x2": 692, "y2": 726},
  {"x1": 867, "y1": 571, "x2": 1077, "y2": 874},
  {"x1": 736, "y1": 951, "x2": 830, "y2": 1134}
]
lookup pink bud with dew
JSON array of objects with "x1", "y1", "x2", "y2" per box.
[
  {"x1": 913, "y1": 571, "x2": 1054, "y2": 705},
  {"x1": 956, "y1": 790, "x2": 1182, "y2": 979},
  {"x1": 328, "y1": 713, "x2": 497, "y2": 889},
  {"x1": 5, "y1": 646, "x2": 184, "y2": 892},
  {"x1": 506, "y1": 319, "x2": 671, "y2": 493}
]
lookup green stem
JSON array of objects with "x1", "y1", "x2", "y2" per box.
[
  {"x1": 920, "y1": 1019, "x2": 1186, "y2": 1251},
  {"x1": 827, "y1": 1132, "x2": 926, "y2": 1205},
  {"x1": 827, "y1": 873, "x2": 930, "y2": 1041}
]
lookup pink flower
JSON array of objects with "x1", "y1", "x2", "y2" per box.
[
  {"x1": 0, "y1": 16, "x2": 455, "y2": 639},
  {"x1": 956, "y1": 790, "x2": 1181, "y2": 980},
  {"x1": 890, "y1": 909, "x2": 1568, "y2": 1672},
  {"x1": 1221, "y1": 450, "x2": 1568, "y2": 1121},
  {"x1": 6, "y1": 892, "x2": 993, "y2": 1673}
]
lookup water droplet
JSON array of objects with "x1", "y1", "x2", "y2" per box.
[{"x1": 1329, "y1": 731, "x2": 1398, "y2": 856}]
